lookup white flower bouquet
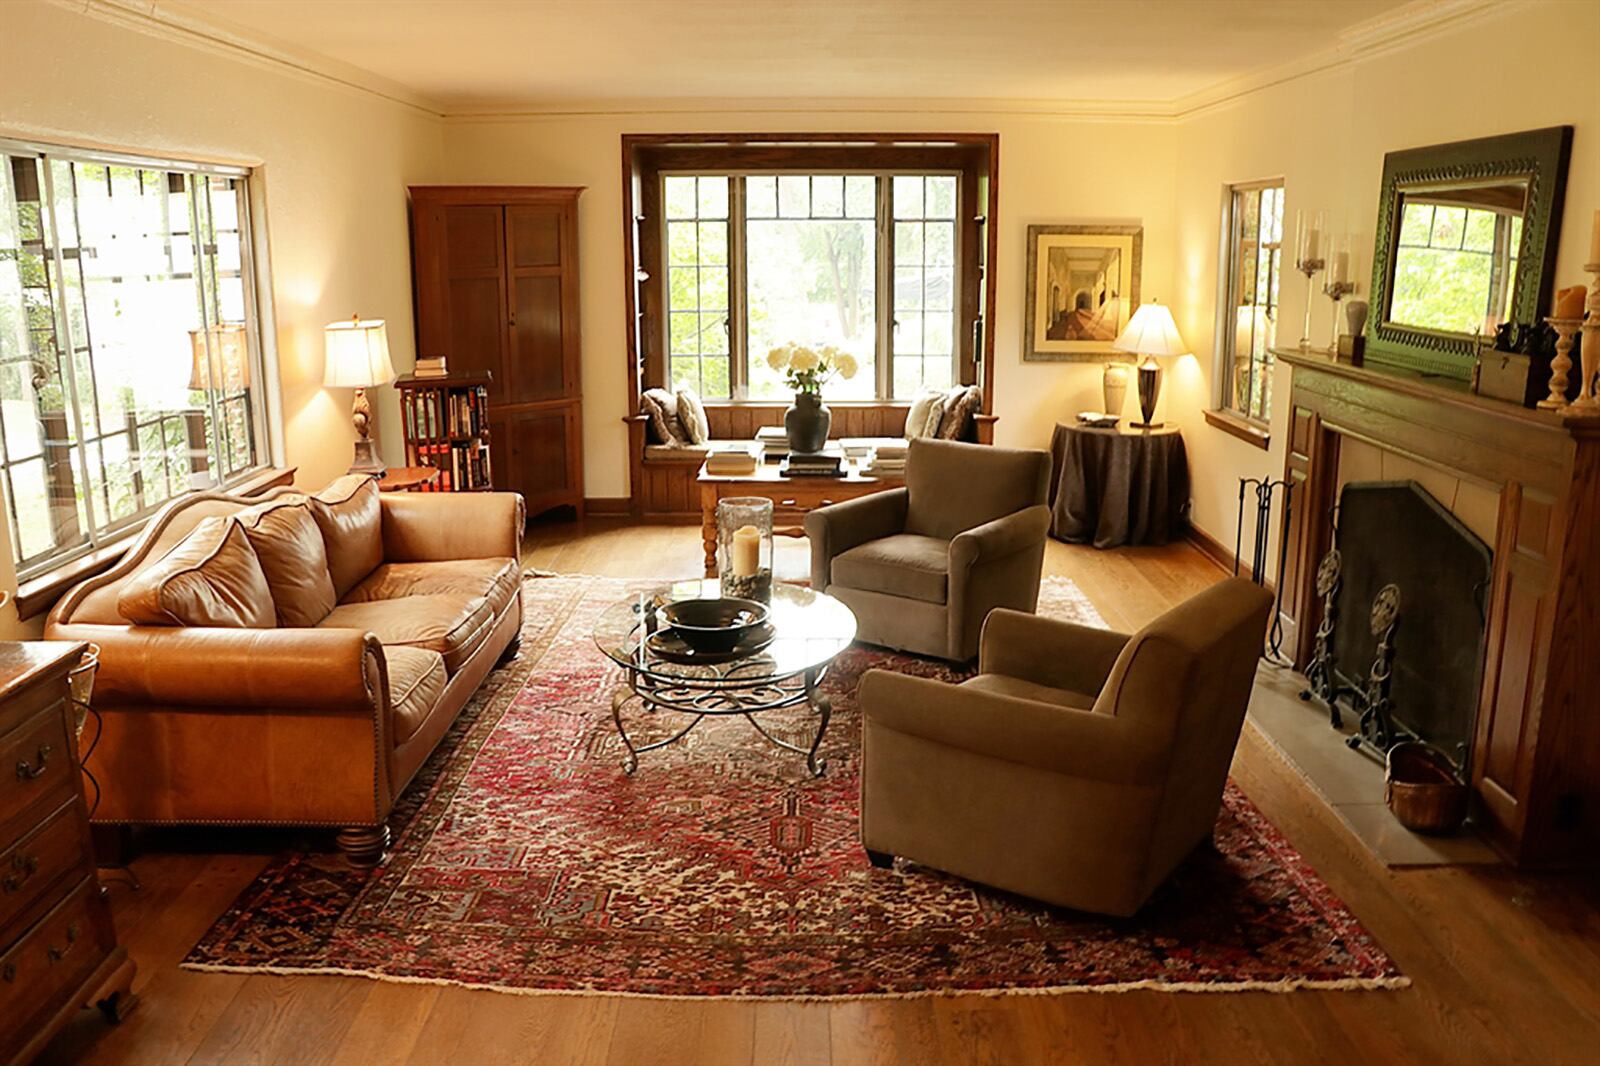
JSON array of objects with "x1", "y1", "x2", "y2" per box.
[{"x1": 766, "y1": 343, "x2": 858, "y2": 395}]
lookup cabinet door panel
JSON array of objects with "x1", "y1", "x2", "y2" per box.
[
  {"x1": 508, "y1": 206, "x2": 561, "y2": 268},
  {"x1": 509, "y1": 275, "x2": 566, "y2": 402},
  {"x1": 494, "y1": 406, "x2": 578, "y2": 514},
  {"x1": 447, "y1": 276, "x2": 507, "y2": 391},
  {"x1": 445, "y1": 205, "x2": 504, "y2": 272}
]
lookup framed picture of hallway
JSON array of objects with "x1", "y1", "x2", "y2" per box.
[{"x1": 1023, "y1": 223, "x2": 1143, "y2": 361}]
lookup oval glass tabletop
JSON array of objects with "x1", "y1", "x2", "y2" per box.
[{"x1": 593, "y1": 579, "x2": 857, "y2": 683}]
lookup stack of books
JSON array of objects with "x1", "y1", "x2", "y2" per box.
[
  {"x1": 704, "y1": 443, "x2": 759, "y2": 476},
  {"x1": 755, "y1": 425, "x2": 789, "y2": 460},
  {"x1": 414, "y1": 357, "x2": 448, "y2": 378},
  {"x1": 780, "y1": 452, "x2": 842, "y2": 478},
  {"x1": 865, "y1": 441, "x2": 908, "y2": 477}
]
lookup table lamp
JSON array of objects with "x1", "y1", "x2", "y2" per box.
[
  {"x1": 324, "y1": 315, "x2": 396, "y2": 476},
  {"x1": 188, "y1": 323, "x2": 250, "y2": 392},
  {"x1": 1112, "y1": 301, "x2": 1189, "y2": 429}
]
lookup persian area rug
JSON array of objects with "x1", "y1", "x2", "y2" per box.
[{"x1": 184, "y1": 574, "x2": 1406, "y2": 998}]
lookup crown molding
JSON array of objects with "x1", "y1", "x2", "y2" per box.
[
  {"x1": 41, "y1": 0, "x2": 1521, "y2": 127},
  {"x1": 46, "y1": 0, "x2": 445, "y2": 118}
]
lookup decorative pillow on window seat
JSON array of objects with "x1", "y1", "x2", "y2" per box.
[
  {"x1": 938, "y1": 384, "x2": 984, "y2": 440},
  {"x1": 236, "y1": 496, "x2": 339, "y2": 627},
  {"x1": 641, "y1": 388, "x2": 690, "y2": 446},
  {"x1": 904, "y1": 389, "x2": 947, "y2": 440},
  {"x1": 675, "y1": 386, "x2": 710, "y2": 445},
  {"x1": 116, "y1": 516, "x2": 276, "y2": 628}
]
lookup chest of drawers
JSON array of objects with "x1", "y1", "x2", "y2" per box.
[{"x1": 0, "y1": 642, "x2": 134, "y2": 1065}]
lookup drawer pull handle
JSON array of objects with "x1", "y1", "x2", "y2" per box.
[
  {"x1": 3, "y1": 853, "x2": 39, "y2": 892},
  {"x1": 16, "y1": 744, "x2": 53, "y2": 781},
  {"x1": 47, "y1": 922, "x2": 80, "y2": 964}
]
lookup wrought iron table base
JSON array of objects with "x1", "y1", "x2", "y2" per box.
[{"x1": 610, "y1": 664, "x2": 832, "y2": 777}]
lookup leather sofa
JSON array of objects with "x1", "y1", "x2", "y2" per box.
[
  {"x1": 45, "y1": 475, "x2": 524, "y2": 866},
  {"x1": 858, "y1": 577, "x2": 1273, "y2": 916}
]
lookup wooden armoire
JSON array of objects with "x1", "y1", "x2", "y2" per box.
[{"x1": 408, "y1": 186, "x2": 584, "y2": 519}]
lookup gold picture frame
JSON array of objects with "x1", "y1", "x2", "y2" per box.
[{"x1": 1023, "y1": 224, "x2": 1143, "y2": 361}]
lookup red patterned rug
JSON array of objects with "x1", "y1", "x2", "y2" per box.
[{"x1": 183, "y1": 574, "x2": 1406, "y2": 998}]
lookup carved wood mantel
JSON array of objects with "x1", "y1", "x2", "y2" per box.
[{"x1": 1275, "y1": 349, "x2": 1600, "y2": 867}]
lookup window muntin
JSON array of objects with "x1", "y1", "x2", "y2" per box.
[
  {"x1": 1220, "y1": 181, "x2": 1283, "y2": 423},
  {"x1": 0, "y1": 141, "x2": 266, "y2": 579},
  {"x1": 660, "y1": 170, "x2": 958, "y2": 401},
  {"x1": 1390, "y1": 201, "x2": 1522, "y2": 335}
]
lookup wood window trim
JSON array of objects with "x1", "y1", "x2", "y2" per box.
[
  {"x1": 13, "y1": 465, "x2": 296, "y2": 620},
  {"x1": 621, "y1": 133, "x2": 999, "y2": 415},
  {"x1": 1204, "y1": 407, "x2": 1271, "y2": 450}
]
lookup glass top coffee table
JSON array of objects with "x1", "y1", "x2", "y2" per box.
[{"x1": 592, "y1": 579, "x2": 857, "y2": 776}]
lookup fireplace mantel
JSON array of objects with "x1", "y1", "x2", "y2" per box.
[{"x1": 1274, "y1": 348, "x2": 1600, "y2": 867}]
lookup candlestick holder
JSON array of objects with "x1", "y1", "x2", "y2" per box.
[
  {"x1": 1539, "y1": 316, "x2": 1581, "y2": 410},
  {"x1": 1573, "y1": 262, "x2": 1600, "y2": 415},
  {"x1": 1296, "y1": 257, "x2": 1325, "y2": 349},
  {"x1": 1323, "y1": 279, "x2": 1355, "y2": 352}
]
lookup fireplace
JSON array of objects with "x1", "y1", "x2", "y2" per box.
[{"x1": 1312, "y1": 481, "x2": 1492, "y2": 770}]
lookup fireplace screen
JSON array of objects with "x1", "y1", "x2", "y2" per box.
[{"x1": 1329, "y1": 481, "x2": 1492, "y2": 769}]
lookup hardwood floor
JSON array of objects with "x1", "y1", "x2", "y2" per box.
[{"x1": 35, "y1": 520, "x2": 1600, "y2": 1065}]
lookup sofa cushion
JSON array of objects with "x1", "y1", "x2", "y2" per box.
[
  {"x1": 116, "y1": 517, "x2": 276, "y2": 628},
  {"x1": 318, "y1": 593, "x2": 495, "y2": 673},
  {"x1": 831, "y1": 533, "x2": 949, "y2": 605},
  {"x1": 309, "y1": 474, "x2": 384, "y2": 598},
  {"x1": 384, "y1": 646, "x2": 448, "y2": 746},
  {"x1": 643, "y1": 441, "x2": 712, "y2": 462},
  {"x1": 961, "y1": 673, "x2": 1098, "y2": 712},
  {"x1": 344, "y1": 558, "x2": 520, "y2": 617},
  {"x1": 236, "y1": 496, "x2": 338, "y2": 627}
]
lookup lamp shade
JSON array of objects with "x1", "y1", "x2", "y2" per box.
[
  {"x1": 1112, "y1": 302, "x2": 1189, "y2": 359},
  {"x1": 324, "y1": 316, "x2": 396, "y2": 388},
  {"x1": 189, "y1": 323, "x2": 250, "y2": 391}
]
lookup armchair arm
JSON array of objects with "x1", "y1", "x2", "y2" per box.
[
  {"x1": 380, "y1": 491, "x2": 525, "y2": 562},
  {"x1": 979, "y1": 608, "x2": 1130, "y2": 697},
  {"x1": 805, "y1": 487, "x2": 908, "y2": 591},
  {"x1": 48, "y1": 623, "x2": 383, "y2": 710},
  {"x1": 859, "y1": 669, "x2": 1163, "y2": 785},
  {"x1": 948, "y1": 505, "x2": 1051, "y2": 574}
]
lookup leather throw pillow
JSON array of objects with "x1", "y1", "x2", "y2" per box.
[
  {"x1": 675, "y1": 386, "x2": 710, "y2": 445},
  {"x1": 237, "y1": 496, "x2": 339, "y2": 627},
  {"x1": 309, "y1": 474, "x2": 385, "y2": 599},
  {"x1": 117, "y1": 516, "x2": 276, "y2": 628},
  {"x1": 641, "y1": 387, "x2": 688, "y2": 445}
]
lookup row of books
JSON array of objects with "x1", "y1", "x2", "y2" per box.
[
  {"x1": 415, "y1": 440, "x2": 491, "y2": 491},
  {"x1": 406, "y1": 388, "x2": 487, "y2": 441},
  {"x1": 414, "y1": 356, "x2": 449, "y2": 378}
]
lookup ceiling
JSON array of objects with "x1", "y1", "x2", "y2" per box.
[{"x1": 164, "y1": 0, "x2": 1420, "y2": 113}]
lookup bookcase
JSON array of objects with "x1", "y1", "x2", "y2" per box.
[{"x1": 395, "y1": 372, "x2": 494, "y2": 491}]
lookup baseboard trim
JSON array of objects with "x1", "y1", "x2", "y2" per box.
[
  {"x1": 583, "y1": 497, "x2": 631, "y2": 515},
  {"x1": 1185, "y1": 523, "x2": 1245, "y2": 579}
]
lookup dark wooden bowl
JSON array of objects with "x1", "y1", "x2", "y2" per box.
[{"x1": 657, "y1": 598, "x2": 771, "y2": 653}]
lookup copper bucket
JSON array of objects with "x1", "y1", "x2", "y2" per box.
[{"x1": 1385, "y1": 742, "x2": 1468, "y2": 834}]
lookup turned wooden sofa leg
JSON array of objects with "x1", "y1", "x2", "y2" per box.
[
  {"x1": 866, "y1": 848, "x2": 895, "y2": 869},
  {"x1": 337, "y1": 825, "x2": 391, "y2": 868}
]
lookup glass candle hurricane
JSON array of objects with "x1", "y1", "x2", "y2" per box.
[{"x1": 717, "y1": 496, "x2": 774, "y2": 602}]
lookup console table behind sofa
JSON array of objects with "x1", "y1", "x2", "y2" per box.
[{"x1": 627, "y1": 403, "x2": 996, "y2": 517}]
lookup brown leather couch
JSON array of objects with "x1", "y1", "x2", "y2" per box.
[
  {"x1": 806, "y1": 438, "x2": 1051, "y2": 661},
  {"x1": 858, "y1": 577, "x2": 1273, "y2": 916},
  {"x1": 45, "y1": 475, "x2": 525, "y2": 866}
]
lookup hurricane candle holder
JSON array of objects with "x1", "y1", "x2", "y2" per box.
[
  {"x1": 717, "y1": 496, "x2": 773, "y2": 601},
  {"x1": 1294, "y1": 209, "x2": 1327, "y2": 350}
]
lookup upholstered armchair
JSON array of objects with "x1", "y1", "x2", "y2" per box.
[
  {"x1": 806, "y1": 438, "x2": 1051, "y2": 661},
  {"x1": 858, "y1": 577, "x2": 1273, "y2": 917}
]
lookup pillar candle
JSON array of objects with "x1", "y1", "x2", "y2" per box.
[
  {"x1": 1331, "y1": 250, "x2": 1350, "y2": 284},
  {"x1": 731, "y1": 524, "x2": 760, "y2": 577},
  {"x1": 1553, "y1": 284, "x2": 1587, "y2": 319}
]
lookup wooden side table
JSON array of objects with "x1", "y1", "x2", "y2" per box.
[
  {"x1": 1048, "y1": 422, "x2": 1189, "y2": 548},
  {"x1": 697, "y1": 462, "x2": 905, "y2": 576},
  {"x1": 377, "y1": 465, "x2": 442, "y2": 493}
]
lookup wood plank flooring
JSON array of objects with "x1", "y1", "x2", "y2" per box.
[{"x1": 34, "y1": 520, "x2": 1600, "y2": 1065}]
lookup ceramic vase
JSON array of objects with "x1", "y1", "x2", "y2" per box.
[
  {"x1": 1102, "y1": 363, "x2": 1129, "y2": 416},
  {"x1": 1345, "y1": 300, "x2": 1370, "y2": 339},
  {"x1": 785, "y1": 391, "x2": 831, "y2": 454}
]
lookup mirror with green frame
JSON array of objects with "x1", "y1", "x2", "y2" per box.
[{"x1": 1367, "y1": 126, "x2": 1571, "y2": 380}]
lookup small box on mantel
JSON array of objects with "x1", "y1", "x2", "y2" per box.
[
  {"x1": 1337, "y1": 334, "x2": 1365, "y2": 364},
  {"x1": 1474, "y1": 348, "x2": 1531, "y2": 404}
]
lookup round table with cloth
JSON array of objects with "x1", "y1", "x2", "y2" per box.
[{"x1": 1047, "y1": 422, "x2": 1190, "y2": 548}]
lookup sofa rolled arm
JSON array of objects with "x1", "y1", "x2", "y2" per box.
[
  {"x1": 805, "y1": 487, "x2": 908, "y2": 591},
  {"x1": 979, "y1": 608, "x2": 1130, "y2": 696},
  {"x1": 47, "y1": 623, "x2": 384, "y2": 710},
  {"x1": 380, "y1": 491, "x2": 525, "y2": 562},
  {"x1": 949, "y1": 505, "x2": 1051, "y2": 573},
  {"x1": 859, "y1": 669, "x2": 1162, "y2": 785}
]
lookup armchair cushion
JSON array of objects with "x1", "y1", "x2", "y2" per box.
[
  {"x1": 832, "y1": 533, "x2": 948, "y2": 604},
  {"x1": 385, "y1": 646, "x2": 449, "y2": 746},
  {"x1": 905, "y1": 439, "x2": 1051, "y2": 541},
  {"x1": 116, "y1": 517, "x2": 276, "y2": 629},
  {"x1": 319, "y1": 593, "x2": 495, "y2": 674},
  {"x1": 237, "y1": 496, "x2": 338, "y2": 627},
  {"x1": 344, "y1": 558, "x2": 520, "y2": 617},
  {"x1": 961, "y1": 673, "x2": 1096, "y2": 712},
  {"x1": 310, "y1": 475, "x2": 384, "y2": 597},
  {"x1": 979, "y1": 608, "x2": 1131, "y2": 696}
]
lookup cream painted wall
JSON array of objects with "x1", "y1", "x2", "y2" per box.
[
  {"x1": 0, "y1": 2, "x2": 442, "y2": 637},
  {"x1": 1169, "y1": 0, "x2": 1600, "y2": 573},
  {"x1": 441, "y1": 113, "x2": 1177, "y2": 498}
]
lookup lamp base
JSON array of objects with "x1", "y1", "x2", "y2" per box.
[
  {"x1": 1129, "y1": 420, "x2": 1165, "y2": 430},
  {"x1": 348, "y1": 437, "x2": 386, "y2": 479},
  {"x1": 1135, "y1": 357, "x2": 1163, "y2": 429}
]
